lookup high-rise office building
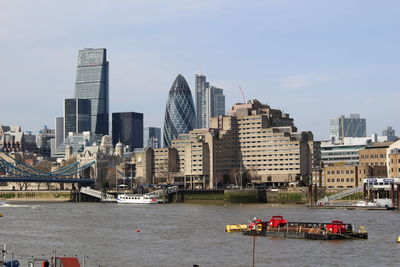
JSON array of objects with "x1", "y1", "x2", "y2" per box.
[
  {"x1": 64, "y1": 98, "x2": 91, "y2": 138},
  {"x1": 329, "y1": 114, "x2": 366, "y2": 141},
  {"x1": 55, "y1": 117, "x2": 64, "y2": 149},
  {"x1": 163, "y1": 74, "x2": 196, "y2": 147},
  {"x1": 195, "y1": 74, "x2": 225, "y2": 128},
  {"x1": 382, "y1": 126, "x2": 397, "y2": 141},
  {"x1": 112, "y1": 112, "x2": 143, "y2": 150},
  {"x1": 144, "y1": 127, "x2": 161, "y2": 149},
  {"x1": 74, "y1": 48, "x2": 109, "y2": 136}
]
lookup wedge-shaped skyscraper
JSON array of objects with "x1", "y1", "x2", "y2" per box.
[
  {"x1": 163, "y1": 74, "x2": 196, "y2": 147},
  {"x1": 74, "y1": 48, "x2": 109, "y2": 136}
]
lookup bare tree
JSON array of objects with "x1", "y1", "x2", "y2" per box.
[{"x1": 156, "y1": 162, "x2": 173, "y2": 184}]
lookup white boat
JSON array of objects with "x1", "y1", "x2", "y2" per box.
[{"x1": 116, "y1": 193, "x2": 158, "y2": 204}]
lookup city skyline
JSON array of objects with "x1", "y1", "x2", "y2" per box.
[{"x1": 0, "y1": 1, "x2": 399, "y2": 140}]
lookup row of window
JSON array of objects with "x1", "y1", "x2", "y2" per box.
[
  {"x1": 244, "y1": 168, "x2": 300, "y2": 171},
  {"x1": 327, "y1": 186, "x2": 354, "y2": 189},
  {"x1": 327, "y1": 178, "x2": 355, "y2": 183},
  {"x1": 243, "y1": 159, "x2": 299, "y2": 163},
  {"x1": 327, "y1": 170, "x2": 355, "y2": 175},
  {"x1": 241, "y1": 154, "x2": 299, "y2": 158},
  {"x1": 360, "y1": 154, "x2": 386, "y2": 159}
]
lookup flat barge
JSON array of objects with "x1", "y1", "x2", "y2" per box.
[{"x1": 228, "y1": 216, "x2": 368, "y2": 240}]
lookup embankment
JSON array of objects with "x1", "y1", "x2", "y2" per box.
[{"x1": 0, "y1": 191, "x2": 71, "y2": 202}]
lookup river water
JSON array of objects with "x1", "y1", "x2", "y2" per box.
[{"x1": 0, "y1": 202, "x2": 399, "y2": 266}]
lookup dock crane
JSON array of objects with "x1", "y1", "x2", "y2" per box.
[{"x1": 239, "y1": 86, "x2": 247, "y2": 104}]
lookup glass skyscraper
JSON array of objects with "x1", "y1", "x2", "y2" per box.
[
  {"x1": 195, "y1": 74, "x2": 225, "y2": 129},
  {"x1": 112, "y1": 112, "x2": 143, "y2": 150},
  {"x1": 163, "y1": 74, "x2": 196, "y2": 147},
  {"x1": 74, "y1": 48, "x2": 109, "y2": 136},
  {"x1": 144, "y1": 127, "x2": 161, "y2": 149},
  {"x1": 329, "y1": 114, "x2": 366, "y2": 141},
  {"x1": 64, "y1": 98, "x2": 91, "y2": 138}
]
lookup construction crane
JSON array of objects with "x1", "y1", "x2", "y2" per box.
[{"x1": 239, "y1": 86, "x2": 247, "y2": 104}]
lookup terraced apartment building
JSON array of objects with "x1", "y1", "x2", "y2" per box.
[{"x1": 147, "y1": 99, "x2": 321, "y2": 189}]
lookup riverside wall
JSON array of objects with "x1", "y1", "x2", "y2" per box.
[
  {"x1": 0, "y1": 191, "x2": 71, "y2": 201},
  {"x1": 1, "y1": 187, "x2": 323, "y2": 204},
  {"x1": 170, "y1": 188, "x2": 313, "y2": 204}
]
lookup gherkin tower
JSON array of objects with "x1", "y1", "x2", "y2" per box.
[{"x1": 163, "y1": 74, "x2": 196, "y2": 147}]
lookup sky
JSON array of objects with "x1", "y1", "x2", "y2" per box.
[{"x1": 0, "y1": 0, "x2": 399, "y2": 140}]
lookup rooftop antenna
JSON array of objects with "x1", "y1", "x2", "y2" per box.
[{"x1": 239, "y1": 86, "x2": 247, "y2": 104}]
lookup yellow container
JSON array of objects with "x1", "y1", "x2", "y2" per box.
[
  {"x1": 226, "y1": 224, "x2": 248, "y2": 232},
  {"x1": 397, "y1": 236, "x2": 400, "y2": 243}
]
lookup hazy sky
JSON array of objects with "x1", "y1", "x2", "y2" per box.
[{"x1": 1, "y1": 0, "x2": 399, "y2": 140}]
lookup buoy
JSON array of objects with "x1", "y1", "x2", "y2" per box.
[
  {"x1": 135, "y1": 229, "x2": 141, "y2": 233},
  {"x1": 397, "y1": 236, "x2": 400, "y2": 243}
]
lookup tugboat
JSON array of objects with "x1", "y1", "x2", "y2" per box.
[{"x1": 227, "y1": 215, "x2": 368, "y2": 240}]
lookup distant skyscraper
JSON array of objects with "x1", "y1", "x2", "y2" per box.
[
  {"x1": 64, "y1": 98, "x2": 91, "y2": 138},
  {"x1": 74, "y1": 48, "x2": 109, "y2": 136},
  {"x1": 55, "y1": 117, "x2": 64, "y2": 148},
  {"x1": 382, "y1": 126, "x2": 396, "y2": 141},
  {"x1": 195, "y1": 74, "x2": 225, "y2": 128},
  {"x1": 163, "y1": 74, "x2": 196, "y2": 147},
  {"x1": 112, "y1": 112, "x2": 143, "y2": 150},
  {"x1": 329, "y1": 114, "x2": 366, "y2": 141},
  {"x1": 144, "y1": 127, "x2": 161, "y2": 149}
]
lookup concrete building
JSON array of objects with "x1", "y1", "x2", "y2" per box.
[
  {"x1": 143, "y1": 127, "x2": 161, "y2": 149},
  {"x1": 152, "y1": 147, "x2": 178, "y2": 184},
  {"x1": 0, "y1": 126, "x2": 37, "y2": 153},
  {"x1": 136, "y1": 99, "x2": 319, "y2": 189},
  {"x1": 53, "y1": 131, "x2": 102, "y2": 158},
  {"x1": 112, "y1": 112, "x2": 143, "y2": 150},
  {"x1": 195, "y1": 74, "x2": 225, "y2": 129},
  {"x1": 323, "y1": 164, "x2": 386, "y2": 189},
  {"x1": 388, "y1": 140, "x2": 400, "y2": 178},
  {"x1": 55, "y1": 117, "x2": 64, "y2": 149},
  {"x1": 359, "y1": 142, "x2": 392, "y2": 167},
  {"x1": 74, "y1": 48, "x2": 109, "y2": 136},
  {"x1": 36, "y1": 126, "x2": 55, "y2": 157},
  {"x1": 329, "y1": 114, "x2": 366, "y2": 141}
]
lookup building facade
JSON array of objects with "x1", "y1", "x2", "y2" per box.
[
  {"x1": 163, "y1": 74, "x2": 196, "y2": 147},
  {"x1": 321, "y1": 135, "x2": 388, "y2": 166},
  {"x1": 112, "y1": 112, "x2": 143, "y2": 150},
  {"x1": 64, "y1": 98, "x2": 91, "y2": 138},
  {"x1": 74, "y1": 48, "x2": 109, "y2": 136},
  {"x1": 382, "y1": 126, "x2": 397, "y2": 142},
  {"x1": 324, "y1": 164, "x2": 387, "y2": 189},
  {"x1": 195, "y1": 74, "x2": 225, "y2": 129},
  {"x1": 143, "y1": 127, "x2": 161, "y2": 149},
  {"x1": 388, "y1": 140, "x2": 400, "y2": 178},
  {"x1": 146, "y1": 99, "x2": 318, "y2": 189},
  {"x1": 36, "y1": 126, "x2": 55, "y2": 157},
  {"x1": 329, "y1": 114, "x2": 366, "y2": 141},
  {"x1": 55, "y1": 117, "x2": 64, "y2": 149},
  {"x1": 0, "y1": 126, "x2": 37, "y2": 153}
]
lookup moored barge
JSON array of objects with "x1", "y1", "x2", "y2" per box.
[{"x1": 229, "y1": 216, "x2": 368, "y2": 240}]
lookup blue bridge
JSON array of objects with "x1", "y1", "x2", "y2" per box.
[{"x1": 0, "y1": 150, "x2": 95, "y2": 186}]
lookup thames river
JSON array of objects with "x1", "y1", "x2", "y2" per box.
[{"x1": 0, "y1": 202, "x2": 399, "y2": 266}]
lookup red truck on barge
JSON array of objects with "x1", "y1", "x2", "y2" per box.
[{"x1": 243, "y1": 215, "x2": 368, "y2": 240}]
